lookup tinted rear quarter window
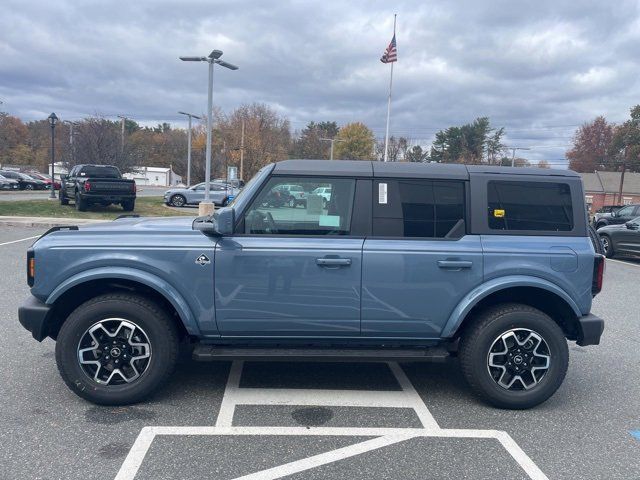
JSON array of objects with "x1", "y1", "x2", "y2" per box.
[
  {"x1": 488, "y1": 180, "x2": 573, "y2": 231},
  {"x1": 373, "y1": 179, "x2": 465, "y2": 238}
]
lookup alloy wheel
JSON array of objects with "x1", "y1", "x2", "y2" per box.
[
  {"x1": 487, "y1": 328, "x2": 551, "y2": 390},
  {"x1": 171, "y1": 195, "x2": 185, "y2": 207},
  {"x1": 77, "y1": 318, "x2": 152, "y2": 385}
]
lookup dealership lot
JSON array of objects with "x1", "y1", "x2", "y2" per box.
[{"x1": 1, "y1": 225, "x2": 639, "y2": 479}]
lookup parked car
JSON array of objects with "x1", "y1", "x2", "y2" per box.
[
  {"x1": 19, "y1": 160, "x2": 605, "y2": 409},
  {"x1": 163, "y1": 182, "x2": 239, "y2": 207},
  {"x1": 27, "y1": 171, "x2": 61, "y2": 190},
  {"x1": 312, "y1": 186, "x2": 332, "y2": 207},
  {"x1": 275, "y1": 184, "x2": 308, "y2": 207},
  {"x1": 594, "y1": 204, "x2": 640, "y2": 229},
  {"x1": 598, "y1": 216, "x2": 640, "y2": 258},
  {"x1": 0, "y1": 174, "x2": 20, "y2": 190},
  {"x1": 0, "y1": 170, "x2": 47, "y2": 190},
  {"x1": 59, "y1": 164, "x2": 137, "y2": 211}
]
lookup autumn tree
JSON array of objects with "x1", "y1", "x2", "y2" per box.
[
  {"x1": 0, "y1": 113, "x2": 29, "y2": 165},
  {"x1": 566, "y1": 116, "x2": 614, "y2": 172},
  {"x1": 73, "y1": 117, "x2": 136, "y2": 173},
  {"x1": 333, "y1": 122, "x2": 375, "y2": 160},
  {"x1": 214, "y1": 103, "x2": 291, "y2": 180},
  {"x1": 374, "y1": 136, "x2": 409, "y2": 162},
  {"x1": 536, "y1": 160, "x2": 550, "y2": 169}
]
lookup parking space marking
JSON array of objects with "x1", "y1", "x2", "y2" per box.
[
  {"x1": 116, "y1": 361, "x2": 549, "y2": 480},
  {"x1": 0, "y1": 235, "x2": 39, "y2": 247},
  {"x1": 607, "y1": 258, "x2": 640, "y2": 268}
]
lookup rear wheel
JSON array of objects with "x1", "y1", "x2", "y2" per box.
[
  {"x1": 459, "y1": 303, "x2": 568, "y2": 409},
  {"x1": 601, "y1": 235, "x2": 614, "y2": 258},
  {"x1": 75, "y1": 192, "x2": 87, "y2": 211},
  {"x1": 25, "y1": 184, "x2": 34, "y2": 190},
  {"x1": 288, "y1": 197, "x2": 296, "y2": 208},
  {"x1": 59, "y1": 191, "x2": 69, "y2": 205},
  {"x1": 55, "y1": 293, "x2": 179, "y2": 405},
  {"x1": 122, "y1": 200, "x2": 135, "y2": 211}
]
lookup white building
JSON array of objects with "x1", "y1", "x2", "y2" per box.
[{"x1": 123, "y1": 167, "x2": 183, "y2": 187}]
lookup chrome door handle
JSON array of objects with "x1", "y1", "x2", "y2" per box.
[
  {"x1": 437, "y1": 260, "x2": 473, "y2": 270},
  {"x1": 316, "y1": 257, "x2": 352, "y2": 267}
]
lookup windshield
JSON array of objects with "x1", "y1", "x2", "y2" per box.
[{"x1": 78, "y1": 166, "x2": 121, "y2": 178}]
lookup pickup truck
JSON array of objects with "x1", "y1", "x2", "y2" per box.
[
  {"x1": 18, "y1": 160, "x2": 605, "y2": 409},
  {"x1": 59, "y1": 164, "x2": 136, "y2": 211}
]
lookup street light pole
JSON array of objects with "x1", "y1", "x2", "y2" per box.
[
  {"x1": 320, "y1": 138, "x2": 344, "y2": 160},
  {"x1": 508, "y1": 147, "x2": 531, "y2": 167},
  {"x1": 180, "y1": 49, "x2": 238, "y2": 216},
  {"x1": 47, "y1": 113, "x2": 58, "y2": 199},
  {"x1": 178, "y1": 111, "x2": 201, "y2": 187}
]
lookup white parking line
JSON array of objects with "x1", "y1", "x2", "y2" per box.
[
  {"x1": 0, "y1": 235, "x2": 39, "y2": 247},
  {"x1": 607, "y1": 258, "x2": 640, "y2": 268},
  {"x1": 115, "y1": 360, "x2": 549, "y2": 480}
]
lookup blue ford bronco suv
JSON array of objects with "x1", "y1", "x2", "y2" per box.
[{"x1": 18, "y1": 160, "x2": 605, "y2": 409}]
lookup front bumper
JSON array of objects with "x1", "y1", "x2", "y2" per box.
[
  {"x1": 18, "y1": 296, "x2": 52, "y2": 342},
  {"x1": 576, "y1": 314, "x2": 604, "y2": 346}
]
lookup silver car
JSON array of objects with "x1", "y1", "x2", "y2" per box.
[
  {"x1": 0, "y1": 174, "x2": 20, "y2": 190},
  {"x1": 164, "y1": 182, "x2": 239, "y2": 208}
]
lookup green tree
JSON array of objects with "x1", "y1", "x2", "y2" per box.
[
  {"x1": 291, "y1": 121, "x2": 339, "y2": 159},
  {"x1": 405, "y1": 145, "x2": 429, "y2": 162},
  {"x1": 333, "y1": 122, "x2": 375, "y2": 160},
  {"x1": 609, "y1": 106, "x2": 640, "y2": 172},
  {"x1": 430, "y1": 117, "x2": 504, "y2": 164}
]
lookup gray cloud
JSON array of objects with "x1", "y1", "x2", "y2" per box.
[{"x1": 2, "y1": 0, "x2": 640, "y2": 165}]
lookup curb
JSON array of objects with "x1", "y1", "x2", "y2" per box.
[{"x1": 0, "y1": 216, "x2": 106, "y2": 228}]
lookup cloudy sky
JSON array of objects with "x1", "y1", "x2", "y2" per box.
[{"x1": 2, "y1": 0, "x2": 640, "y2": 164}]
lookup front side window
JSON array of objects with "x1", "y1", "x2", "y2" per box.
[
  {"x1": 616, "y1": 205, "x2": 635, "y2": 217},
  {"x1": 242, "y1": 177, "x2": 355, "y2": 235},
  {"x1": 372, "y1": 179, "x2": 465, "y2": 238},
  {"x1": 488, "y1": 180, "x2": 573, "y2": 231}
]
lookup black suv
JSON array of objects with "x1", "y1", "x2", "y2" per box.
[
  {"x1": 0, "y1": 170, "x2": 47, "y2": 190},
  {"x1": 594, "y1": 204, "x2": 640, "y2": 229}
]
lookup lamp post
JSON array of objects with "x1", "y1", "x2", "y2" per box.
[
  {"x1": 180, "y1": 49, "x2": 238, "y2": 216},
  {"x1": 47, "y1": 113, "x2": 58, "y2": 199},
  {"x1": 178, "y1": 111, "x2": 201, "y2": 187}
]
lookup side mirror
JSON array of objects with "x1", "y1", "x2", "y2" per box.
[
  {"x1": 192, "y1": 208, "x2": 235, "y2": 236},
  {"x1": 625, "y1": 222, "x2": 639, "y2": 230}
]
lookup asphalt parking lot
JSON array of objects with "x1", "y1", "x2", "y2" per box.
[{"x1": 1, "y1": 225, "x2": 639, "y2": 479}]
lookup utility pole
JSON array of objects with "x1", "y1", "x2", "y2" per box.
[
  {"x1": 178, "y1": 111, "x2": 201, "y2": 186},
  {"x1": 117, "y1": 115, "x2": 127, "y2": 153},
  {"x1": 508, "y1": 146, "x2": 531, "y2": 167},
  {"x1": 617, "y1": 146, "x2": 627, "y2": 205},
  {"x1": 320, "y1": 138, "x2": 344, "y2": 160},
  {"x1": 240, "y1": 119, "x2": 245, "y2": 181},
  {"x1": 63, "y1": 121, "x2": 77, "y2": 165}
]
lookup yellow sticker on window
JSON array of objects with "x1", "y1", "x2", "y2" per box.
[{"x1": 493, "y1": 209, "x2": 505, "y2": 218}]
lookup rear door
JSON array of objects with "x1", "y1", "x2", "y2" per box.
[
  {"x1": 214, "y1": 175, "x2": 367, "y2": 336},
  {"x1": 362, "y1": 179, "x2": 483, "y2": 338}
]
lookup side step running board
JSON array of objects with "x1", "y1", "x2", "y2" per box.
[{"x1": 192, "y1": 345, "x2": 450, "y2": 362}]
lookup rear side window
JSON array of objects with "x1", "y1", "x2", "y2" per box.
[
  {"x1": 488, "y1": 181, "x2": 573, "y2": 231},
  {"x1": 372, "y1": 179, "x2": 465, "y2": 238}
]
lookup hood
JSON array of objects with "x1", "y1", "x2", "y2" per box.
[{"x1": 80, "y1": 215, "x2": 197, "y2": 232}]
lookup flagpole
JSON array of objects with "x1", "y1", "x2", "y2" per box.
[{"x1": 383, "y1": 14, "x2": 396, "y2": 162}]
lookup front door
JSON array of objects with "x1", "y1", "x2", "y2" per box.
[
  {"x1": 214, "y1": 176, "x2": 363, "y2": 337},
  {"x1": 361, "y1": 178, "x2": 483, "y2": 338}
]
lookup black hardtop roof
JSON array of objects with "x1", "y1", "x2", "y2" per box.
[{"x1": 273, "y1": 159, "x2": 579, "y2": 179}]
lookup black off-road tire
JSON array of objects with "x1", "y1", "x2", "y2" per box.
[
  {"x1": 588, "y1": 225, "x2": 604, "y2": 255},
  {"x1": 600, "y1": 234, "x2": 615, "y2": 258},
  {"x1": 122, "y1": 199, "x2": 135, "y2": 211},
  {"x1": 459, "y1": 303, "x2": 569, "y2": 409},
  {"x1": 55, "y1": 293, "x2": 179, "y2": 405},
  {"x1": 75, "y1": 192, "x2": 88, "y2": 212}
]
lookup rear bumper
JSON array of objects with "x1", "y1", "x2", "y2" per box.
[
  {"x1": 18, "y1": 296, "x2": 52, "y2": 342},
  {"x1": 576, "y1": 314, "x2": 604, "y2": 346}
]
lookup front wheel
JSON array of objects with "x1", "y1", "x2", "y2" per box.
[
  {"x1": 55, "y1": 293, "x2": 179, "y2": 405},
  {"x1": 459, "y1": 303, "x2": 568, "y2": 409},
  {"x1": 170, "y1": 194, "x2": 186, "y2": 207},
  {"x1": 25, "y1": 184, "x2": 34, "y2": 190}
]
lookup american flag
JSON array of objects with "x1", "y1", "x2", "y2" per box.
[{"x1": 380, "y1": 34, "x2": 397, "y2": 63}]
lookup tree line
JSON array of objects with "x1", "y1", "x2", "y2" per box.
[
  {"x1": 1, "y1": 103, "x2": 568, "y2": 184},
  {"x1": 566, "y1": 105, "x2": 640, "y2": 173}
]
